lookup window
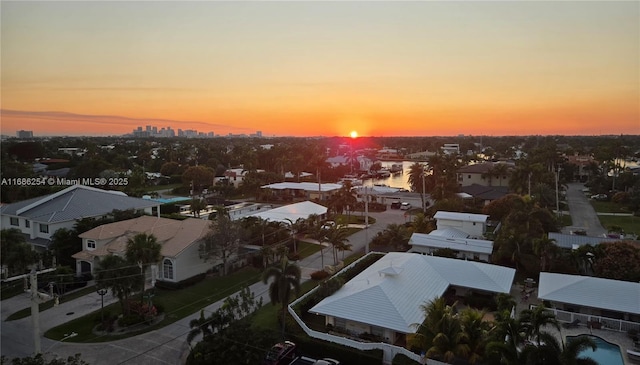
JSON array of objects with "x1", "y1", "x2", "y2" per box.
[
  {"x1": 39, "y1": 224, "x2": 49, "y2": 233},
  {"x1": 10, "y1": 217, "x2": 19, "y2": 226},
  {"x1": 87, "y1": 240, "x2": 96, "y2": 249},
  {"x1": 163, "y1": 259, "x2": 174, "y2": 280},
  {"x1": 25, "y1": 220, "x2": 30, "y2": 228},
  {"x1": 468, "y1": 175, "x2": 471, "y2": 179}
]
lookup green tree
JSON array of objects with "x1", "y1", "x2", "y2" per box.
[
  {"x1": 182, "y1": 166, "x2": 215, "y2": 192},
  {"x1": 189, "y1": 198, "x2": 207, "y2": 218},
  {"x1": 50, "y1": 228, "x2": 81, "y2": 268},
  {"x1": 94, "y1": 255, "x2": 139, "y2": 315},
  {"x1": 199, "y1": 214, "x2": 243, "y2": 276},
  {"x1": 324, "y1": 225, "x2": 351, "y2": 265},
  {"x1": 408, "y1": 162, "x2": 427, "y2": 211},
  {"x1": 519, "y1": 304, "x2": 560, "y2": 345},
  {"x1": 1, "y1": 228, "x2": 37, "y2": 277},
  {"x1": 533, "y1": 235, "x2": 558, "y2": 272},
  {"x1": 262, "y1": 258, "x2": 301, "y2": 338},
  {"x1": 519, "y1": 332, "x2": 597, "y2": 365},
  {"x1": 125, "y1": 233, "x2": 162, "y2": 303}
]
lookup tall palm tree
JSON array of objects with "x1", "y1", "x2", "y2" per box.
[
  {"x1": 408, "y1": 162, "x2": 427, "y2": 210},
  {"x1": 262, "y1": 258, "x2": 301, "y2": 338},
  {"x1": 533, "y1": 235, "x2": 558, "y2": 272},
  {"x1": 324, "y1": 225, "x2": 351, "y2": 265},
  {"x1": 125, "y1": 233, "x2": 162, "y2": 303}
]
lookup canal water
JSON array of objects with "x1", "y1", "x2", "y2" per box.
[{"x1": 361, "y1": 160, "x2": 427, "y2": 191}]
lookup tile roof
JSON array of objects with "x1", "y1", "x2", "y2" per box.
[
  {"x1": 0, "y1": 185, "x2": 160, "y2": 224},
  {"x1": 538, "y1": 272, "x2": 640, "y2": 315},
  {"x1": 309, "y1": 252, "x2": 515, "y2": 334},
  {"x1": 77, "y1": 215, "x2": 210, "y2": 258}
]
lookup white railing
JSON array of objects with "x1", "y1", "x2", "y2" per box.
[
  {"x1": 289, "y1": 252, "x2": 447, "y2": 365},
  {"x1": 532, "y1": 305, "x2": 640, "y2": 333}
]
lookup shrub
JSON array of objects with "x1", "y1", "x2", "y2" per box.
[
  {"x1": 118, "y1": 314, "x2": 143, "y2": 328},
  {"x1": 310, "y1": 270, "x2": 330, "y2": 280},
  {"x1": 155, "y1": 273, "x2": 206, "y2": 290}
]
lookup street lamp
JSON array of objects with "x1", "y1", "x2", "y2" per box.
[{"x1": 96, "y1": 285, "x2": 108, "y2": 323}]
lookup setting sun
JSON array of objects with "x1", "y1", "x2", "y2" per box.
[{"x1": 350, "y1": 131, "x2": 358, "y2": 139}]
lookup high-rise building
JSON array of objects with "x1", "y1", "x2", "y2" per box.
[{"x1": 16, "y1": 130, "x2": 33, "y2": 138}]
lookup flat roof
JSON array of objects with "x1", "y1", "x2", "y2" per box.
[{"x1": 261, "y1": 182, "x2": 342, "y2": 192}]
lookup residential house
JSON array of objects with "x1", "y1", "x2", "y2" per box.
[
  {"x1": 408, "y1": 229, "x2": 494, "y2": 262},
  {"x1": 433, "y1": 211, "x2": 489, "y2": 238},
  {"x1": 547, "y1": 232, "x2": 619, "y2": 251},
  {"x1": 457, "y1": 162, "x2": 513, "y2": 187},
  {"x1": 353, "y1": 186, "x2": 426, "y2": 210},
  {"x1": 565, "y1": 153, "x2": 597, "y2": 182},
  {"x1": 309, "y1": 252, "x2": 515, "y2": 345},
  {"x1": 460, "y1": 184, "x2": 509, "y2": 206},
  {"x1": 538, "y1": 272, "x2": 640, "y2": 331},
  {"x1": 72, "y1": 215, "x2": 215, "y2": 283},
  {"x1": 248, "y1": 201, "x2": 328, "y2": 224},
  {"x1": 261, "y1": 182, "x2": 342, "y2": 202},
  {"x1": 0, "y1": 185, "x2": 161, "y2": 250},
  {"x1": 214, "y1": 168, "x2": 265, "y2": 189}
]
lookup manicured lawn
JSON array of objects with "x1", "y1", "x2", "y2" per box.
[
  {"x1": 252, "y1": 280, "x2": 320, "y2": 331},
  {"x1": 557, "y1": 213, "x2": 572, "y2": 228},
  {"x1": 597, "y1": 214, "x2": 640, "y2": 236},
  {"x1": 45, "y1": 267, "x2": 262, "y2": 342},
  {"x1": 295, "y1": 241, "x2": 324, "y2": 259},
  {"x1": 590, "y1": 200, "x2": 631, "y2": 214}
]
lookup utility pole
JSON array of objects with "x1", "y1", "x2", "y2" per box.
[
  {"x1": 421, "y1": 169, "x2": 426, "y2": 213},
  {"x1": 30, "y1": 270, "x2": 41, "y2": 354},
  {"x1": 364, "y1": 186, "x2": 369, "y2": 254}
]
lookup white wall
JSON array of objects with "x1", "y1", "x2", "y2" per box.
[
  {"x1": 436, "y1": 219, "x2": 485, "y2": 237},
  {"x1": 172, "y1": 240, "x2": 218, "y2": 282}
]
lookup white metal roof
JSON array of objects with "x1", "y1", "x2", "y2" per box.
[
  {"x1": 248, "y1": 201, "x2": 327, "y2": 224},
  {"x1": 309, "y1": 252, "x2": 515, "y2": 334},
  {"x1": 538, "y1": 272, "x2": 640, "y2": 315},
  {"x1": 261, "y1": 182, "x2": 342, "y2": 192},
  {"x1": 434, "y1": 211, "x2": 489, "y2": 223},
  {"x1": 409, "y1": 232, "x2": 494, "y2": 255}
]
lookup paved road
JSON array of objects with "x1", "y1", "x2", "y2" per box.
[
  {"x1": 1, "y1": 209, "x2": 408, "y2": 364},
  {"x1": 563, "y1": 182, "x2": 607, "y2": 237}
]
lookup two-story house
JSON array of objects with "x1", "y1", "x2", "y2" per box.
[
  {"x1": 0, "y1": 185, "x2": 161, "y2": 250},
  {"x1": 72, "y1": 215, "x2": 215, "y2": 283}
]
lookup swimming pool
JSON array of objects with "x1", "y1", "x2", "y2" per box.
[{"x1": 566, "y1": 335, "x2": 624, "y2": 365}]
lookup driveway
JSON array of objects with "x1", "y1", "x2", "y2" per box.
[
  {"x1": 1, "y1": 209, "x2": 408, "y2": 364},
  {"x1": 563, "y1": 182, "x2": 607, "y2": 237}
]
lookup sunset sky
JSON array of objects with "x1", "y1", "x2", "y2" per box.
[{"x1": 1, "y1": 1, "x2": 638, "y2": 137}]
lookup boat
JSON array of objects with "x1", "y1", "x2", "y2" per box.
[{"x1": 390, "y1": 163, "x2": 403, "y2": 174}]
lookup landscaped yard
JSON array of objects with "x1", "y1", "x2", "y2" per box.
[
  {"x1": 597, "y1": 214, "x2": 640, "y2": 236},
  {"x1": 44, "y1": 267, "x2": 262, "y2": 342}
]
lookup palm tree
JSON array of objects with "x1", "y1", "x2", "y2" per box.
[
  {"x1": 324, "y1": 225, "x2": 351, "y2": 265},
  {"x1": 95, "y1": 255, "x2": 140, "y2": 315},
  {"x1": 190, "y1": 198, "x2": 207, "y2": 218},
  {"x1": 412, "y1": 213, "x2": 433, "y2": 233},
  {"x1": 187, "y1": 309, "x2": 213, "y2": 347},
  {"x1": 520, "y1": 332, "x2": 597, "y2": 365},
  {"x1": 408, "y1": 162, "x2": 426, "y2": 210},
  {"x1": 459, "y1": 308, "x2": 490, "y2": 364},
  {"x1": 262, "y1": 258, "x2": 301, "y2": 338},
  {"x1": 520, "y1": 305, "x2": 560, "y2": 345},
  {"x1": 125, "y1": 233, "x2": 162, "y2": 303},
  {"x1": 533, "y1": 235, "x2": 558, "y2": 272}
]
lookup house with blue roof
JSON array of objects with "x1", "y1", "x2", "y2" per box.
[{"x1": 0, "y1": 185, "x2": 161, "y2": 250}]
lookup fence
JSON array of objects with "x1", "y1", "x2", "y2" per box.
[{"x1": 532, "y1": 305, "x2": 640, "y2": 333}]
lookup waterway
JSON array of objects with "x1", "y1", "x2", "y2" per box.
[{"x1": 361, "y1": 160, "x2": 427, "y2": 191}]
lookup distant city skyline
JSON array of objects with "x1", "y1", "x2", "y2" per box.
[{"x1": 1, "y1": 1, "x2": 638, "y2": 137}]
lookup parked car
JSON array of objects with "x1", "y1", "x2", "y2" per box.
[
  {"x1": 263, "y1": 341, "x2": 297, "y2": 365},
  {"x1": 321, "y1": 221, "x2": 335, "y2": 230},
  {"x1": 312, "y1": 359, "x2": 341, "y2": 365},
  {"x1": 390, "y1": 201, "x2": 401, "y2": 209},
  {"x1": 591, "y1": 193, "x2": 608, "y2": 201},
  {"x1": 400, "y1": 202, "x2": 411, "y2": 210}
]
